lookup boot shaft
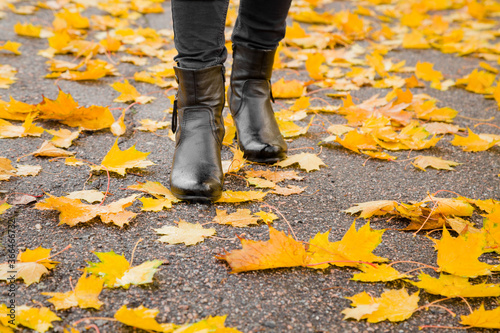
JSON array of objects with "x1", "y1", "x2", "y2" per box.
[
  {"x1": 230, "y1": 44, "x2": 276, "y2": 82},
  {"x1": 174, "y1": 65, "x2": 226, "y2": 110}
]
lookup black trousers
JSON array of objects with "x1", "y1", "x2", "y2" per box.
[{"x1": 171, "y1": 0, "x2": 292, "y2": 69}]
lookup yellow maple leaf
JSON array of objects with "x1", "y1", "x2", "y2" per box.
[
  {"x1": 412, "y1": 156, "x2": 461, "y2": 171},
  {"x1": 155, "y1": 220, "x2": 215, "y2": 245},
  {"x1": 18, "y1": 247, "x2": 59, "y2": 269},
  {"x1": 0, "y1": 157, "x2": 16, "y2": 181},
  {"x1": 402, "y1": 30, "x2": 430, "y2": 49},
  {"x1": 254, "y1": 211, "x2": 278, "y2": 224},
  {"x1": 351, "y1": 264, "x2": 409, "y2": 282},
  {"x1": 87, "y1": 251, "x2": 162, "y2": 289},
  {"x1": 14, "y1": 22, "x2": 48, "y2": 38},
  {"x1": 0, "y1": 202, "x2": 11, "y2": 214},
  {"x1": 127, "y1": 180, "x2": 179, "y2": 201},
  {"x1": 410, "y1": 273, "x2": 500, "y2": 298},
  {"x1": 305, "y1": 53, "x2": 326, "y2": 80},
  {"x1": 33, "y1": 141, "x2": 74, "y2": 158},
  {"x1": 0, "y1": 41, "x2": 21, "y2": 55},
  {"x1": 271, "y1": 185, "x2": 305, "y2": 196},
  {"x1": 93, "y1": 140, "x2": 154, "y2": 175},
  {"x1": 42, "y1": 271, "x2": 104, "y2": 310},
  {"x1": 16, "y1": 306, "x2": 61, "y2": 333},
  {"x1": 247, "y1": 176, "x2": 276, "y2": 189},
  {"x1": 0, "y1": 247, "x2": 58, "y2": 286},
  {"x1": 342, "y1": 289, "x2": 419, "y2": 323},
  {"x1": 434, "y1": 227, "x2": 493, "y2": 277},
  {"x1": 245, "y1": 169, "x2": 303, "y2": 183},
  {"x1": 460, "y1": 304, "x2": 500, "y2": 329},
  {"x1": 344, "y1": 200, "x2": 397, "y2": 218},
  {"x1": 114, "y1": 305, "x2": 174, "y2": 332},
  {"x1": 335, "y1": 130, "x2": 378, "y2": 153},
  {"x1": 36, "y1": 90, "x2": 115, "y2": 130},
  {"x1": 482, "y1": 208, "x2": 500, "y2": 254},
  {"x1": 218, "y1": 226, "x2": 309, "y2": 273},
  {"x1": 451, "y1": 128, "x2": 499, "y2": 152},
  {"x1": 66, "y1": 190, "x2": 104, "y2": 204},
  {"x1": 307, "y1": 222, "x2": 388, "y2": 269},
  {"x1": 216, "y1": 190, "x2": 267, "y2": 203},
  {"x1": 135, "y1": 119, "x2": 170, "y2": 132},
  {"x1": 111, "y1": 79, "x2": 155, "y2": 104},
  {"x1": 35, "y1": 194, "x2": 138, "y2": 227},
  {"x1": 415, "y1": 61, "x2": 443, "y2": 82},
  {"x1": 0, "y1": 114, "x2": 44, "y2": 139},
  {"x1": 47, "y1": 129, "x2": 80, "y2": 148},
  {"x1": 271, "y1": 78, "x2": 304, "y2": 99},
  {"x1": 285, "y1": 22, "x2": 309, "y2": 39},
  {"x1": 213, "y1": 209, "x2": 260, "y2": 227},
  {"x1": 275, "y1": 153, "x2": 325, "y2": 172},
  {"x1": 222, "y1": 147, "x2": 247, "y2": 174}
]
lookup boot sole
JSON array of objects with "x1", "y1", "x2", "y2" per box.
[{"x1": 172, "y1": 193, "x2": 222, "y2": 203}]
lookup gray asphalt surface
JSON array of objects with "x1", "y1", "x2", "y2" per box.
[{"x1": 1, "y1": 1, "x2": 500, "y2": 332}]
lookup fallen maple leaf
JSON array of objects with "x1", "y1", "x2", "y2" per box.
[
  {"x1": 245, "y1": 169, "x2": 303, "y2": 183},
  {"x1": 155, "y1": 220, "x2": 215, "y2": 245},
  {"x1": 35, "y1": 194, "x2": 138, "y2": 227},
  {"x1": 0, "y1": 41, "x2": 21, "y2": 55},
  {"x1": 0, "y1": 247, "x2": 59, "y2": 285},
  {"x1": 216, "y1": 190, "x2": 267, "y2": 203},
  {"x1": 434, "y1": 227, "x2": 494, "y2": 277},
  {"x1": 87, "y1": 251, "x2": 162, "y2": 289},
  {"x1": 42, "y1": 270, "x2": 104, "y2": 310},
  {"x1": 0, "y1": 157, "x2": 16, "y2": 181},
  {"x1": 271, "y1": 78, "x2": 304, "y2": 98},
  {"x1": 135, "y1": 119, "x2": 170, "y2": 132},
  {"x1": 218, "y1": 226, "x2": 308, "y2": 273},
  {"x1": 305, "y1": 52, "x2": 326, "y2": 80},
  {"x1": 16, "y1": 305, "x2": 61, "y2": 333},
  {"x1": 66, "y1": 190, "x2": 105, "y2": 203},
  {"x1": 271, "y1": 185, "x2": 305, "y2": 196},
  {"x1": 460, "y1": 304, "x2": 500, "y2": 329},
  {"x1": 0, "y1": 114, "x2": 44, "y2": 138},
  {"x1": 344, "y1": 200, "x2": 397, "y2": 218},
  {"x1": 451, "y1": 128, "x2": 499, "y2": 152},
  {"x1": 213, "y1": 209, "x2": 260, "y2": 227},
  {"x1": 275, "y1": 153, "x2": 325, "y2": 172},
  {"x1": 254, "y1": 211, "x2": 278, "y2": 224},
  {"x1": 33, "y1": 141, "x2": 74, "y2": 158},
  {"x1": 246, "y1": 177, "x2": 276, "y2": 189},
  {"x1": 410, "y1": 273, "x2": 500, "y2": 298},
  {"x1": 351, "y1": 264, "x2": 409, "y2": 282},
  {"x1": 415, "y1": 61, "x2": 443, "y2": 82},
  {"x1": 307, "y1": 222, "x2": 387, "y2": 269},
  {"x1": 342, "y1": 289, "x2": 419, "y2": 323},
  {"x1": 412, "y1": 156, "x2": 461, "y2": 171},
  {"x1": 92, "y1": 140, "x2": 154, "y2": 175},
  {"x1": 111, "y1": 79, "x2": 155, "y2": 104},
  {"x1": 114, "y1": 305, "x2": 174, "y2": 332},
  {"x1": 46, "y1": 128, "x2": 80, "y2": 148},
  {"x1": 0, "y1": 202, "x2": 11, "y2": 214}
]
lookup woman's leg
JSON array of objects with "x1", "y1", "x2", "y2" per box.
[
  {"x1": 231, "y1": 0, "x2": 292, "y2": 50},
  {"x1": 169, "y1": 0, "x2": 230, "y2": 201},
  {"x1": 171, "y1": 0, "x2": 230, "y2": 69},
  {"x1": 228, "y1": 0, "x2": 292, "y2": 163}
]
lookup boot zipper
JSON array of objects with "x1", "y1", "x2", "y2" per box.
[
  {"x1": 172, "y1": 99, "x2": 178, "y2": 133},
  {"x1": 269, "y1": 81, "x2": 275, "y2": 103}
]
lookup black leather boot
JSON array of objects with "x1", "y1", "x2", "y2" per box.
[
  {"x1": 228, "y1": 44, "x2": 287, "y2": 163},
  {"x1": 170, "y1": 65, "x2": 225, "y2": 202}
]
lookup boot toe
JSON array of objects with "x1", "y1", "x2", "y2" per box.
[
  {"x1": 243, "y1": 142, "x2": 287, "y2": 163},
  {"x1": 171, "y1": 174, "x2": 223, "y2": 202}
]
